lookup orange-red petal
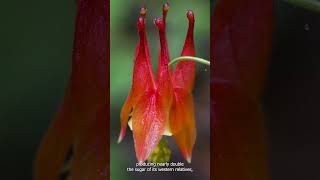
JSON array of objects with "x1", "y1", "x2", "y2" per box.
[
  {"x1": 130, "y1": 14, "x2": 176, "y2": 162},
  {"x1": 35, "y1": 0, "x2": 108, "y2": 179},
  {"x1": 118, "y1": 15, "x2": 156, "y2": 142},
  {"x1": 132, "y1": 16, "x2": 155, "y2": 95},
  {"x1": 155, "y1": 17, "x2": 173, "y2": 105},
  {"x1": 132, "y1": 90, "x2": 166, "y2": 163},
  {"x1": 34, "y1": 91, "x2": 74, "y2": 180},
  {"x1": 118, "y1": 90, "x2": 133, "y2": 143},
  {"x1": 172, "y1": 10, "x2": 196, "y2": 92},
  {"x1": 170, "y1": 88, "x2": 196, "y2": 163},
  {"x1": 170, "y1": 10, "x2": 197, "y2": 163}
]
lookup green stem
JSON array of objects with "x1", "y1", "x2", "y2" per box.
[
  {"x1": 283, "y1": 0, "x2": 320, "y2": 13},
  {"x1": 169, "y1": 56, "x2": 210, "y2": 66}
]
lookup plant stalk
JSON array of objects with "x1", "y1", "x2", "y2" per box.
[{"x1": 169, "y1": 56, "x2": 210, "y2": 66}]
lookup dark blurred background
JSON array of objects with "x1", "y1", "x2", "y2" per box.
[
  {"x1": 263, "y1": 1, "x2": 320, "y2": 180},
  {"x1": 0, "y1": 0, "x2": 76, "y2": 179},
  {"x1": 0, "y1": 0, "x2": 320, "y2": 180}
]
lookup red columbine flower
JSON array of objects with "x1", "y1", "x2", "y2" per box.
[
  {"x1": 118, "y1": 4, "x2": 196, "y2": 163},
  {"x1": 35, "y1": 0, "x2": 107, "y2": 179}
]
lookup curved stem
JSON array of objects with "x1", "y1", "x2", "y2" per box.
[
  {"x1": 283, "y1": 0, "x2": 320, "y2": 13},
  {"x1": 169, "y1": 56, "x2": 210, "y2": 66}
]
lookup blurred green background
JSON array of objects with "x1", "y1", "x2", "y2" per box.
[{"x1": 110, "y1": 0, "x2": 210, "y2": 180}]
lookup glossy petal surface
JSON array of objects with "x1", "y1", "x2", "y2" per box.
[
  {"x1": 119, "y1": 16, "x2": 156, "y2": 142},
  {"x1": 172, "y1": 10, "x2": 196, "y2": 92},
  {"x1": 170, "y1": 88, "x2": 196, "y2": 163},
  {"x1": 171, "y1": 11, "x2": 197, "y2": 162},
  {"x1": 132, "y1": 90, "x2": 166, "y2": 162}
]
